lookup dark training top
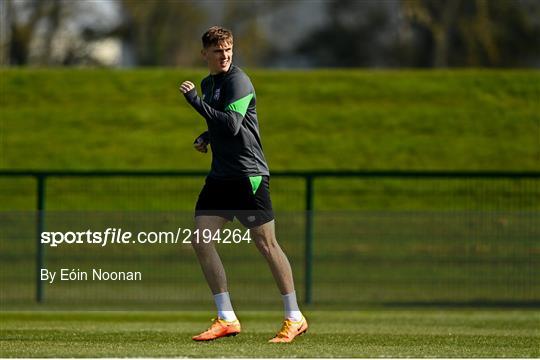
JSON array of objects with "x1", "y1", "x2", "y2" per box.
[{"x1": 184, "y1": 65, "x2": 270, "y2": 179}]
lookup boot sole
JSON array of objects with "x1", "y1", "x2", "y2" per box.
[{"x1": 193, "y1": 331, "x2": 240, "y2": 342}]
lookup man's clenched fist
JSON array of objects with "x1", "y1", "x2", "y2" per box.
[
  {"x1": 179, "y1": 81, "x2": 195, "y2": 94},
  {"x1": 194, "y1": 137, "x2": 208, "y2": 153}
]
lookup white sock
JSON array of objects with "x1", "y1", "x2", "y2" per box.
[
  {"x1": 213, "y1": 292, "x2": 237, "y2": 322},
  {"x1": 282, "y1": 291, "x2": 303, "y2": 321}
]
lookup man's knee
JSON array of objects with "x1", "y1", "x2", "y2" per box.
[
  {"x1": 252, "y1": 224, "x2": 278, "y2": 257},
  {"x1": 191, "y1": 230, "x2": 212, "y2": 251},
  {"x1": 190, "y1": 235, "x2": 208, "y2": 250},
  {"x1": 254, "y1": 236, "x2": 278, "y2": 257}
]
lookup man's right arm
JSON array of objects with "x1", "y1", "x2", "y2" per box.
[
  {"x1": 181, "y1": 74, "x2": 253, "y2": 136},
  {"x1": 179, "y1": 80, "x2": 210, "y2": 152}
]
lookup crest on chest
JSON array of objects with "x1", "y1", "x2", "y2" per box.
[{"x1": 213, "y1": 88, "x2": 221, "y2": 101}]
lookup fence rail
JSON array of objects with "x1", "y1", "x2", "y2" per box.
[{"x1": 1, "y1": 169, "x2": 539, "y2": 306}]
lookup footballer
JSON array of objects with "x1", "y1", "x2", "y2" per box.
[{"x1": 179, "y1": 26, "x2": 307, "y2": 343}]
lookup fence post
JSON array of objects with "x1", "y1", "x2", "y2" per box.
[
  {"x1": 36, "y1": 175, "x2": 46, "y2": 303},
  {"x1": 304, "y1": 175, "x2": 314, "y2": 305}
]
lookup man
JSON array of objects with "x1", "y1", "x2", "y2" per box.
[{"x1": 179, "y1": 26, "x2": 307, "y2": 343}]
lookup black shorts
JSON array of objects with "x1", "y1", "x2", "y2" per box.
[{"x1": 195, "y1": 175, "x2": 274, "y2": 228}]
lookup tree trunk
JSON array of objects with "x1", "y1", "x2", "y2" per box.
[
  {"x1": 0, "y1": 0, "x2": 11, "y2": 65},
  {"x1": 433, "y1": 0, "x2": 461, "y2": 67}
]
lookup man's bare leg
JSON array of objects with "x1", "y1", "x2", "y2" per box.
[
  {"x1": 192, "y1": 215, "x2": 229, "y2": 294},
  {"x1": 250, "y1": 220, "x2": 295, "y2": 295},
  {"x1": 191, "y1": 215, "x2": 241, "y2": 341},
  {"x1": 251, "y1": 220, "x2": 307, "y2": 342}
]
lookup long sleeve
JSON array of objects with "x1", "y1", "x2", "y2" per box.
[
  {"x1": 184, "y1": 73, "x2": 254, "y2": 136},
  {"x1": 180, "y1": 65, "x2": 269, "y2": 178},
  {"x1": 200, "y1": 131, "x2": 210, "y2": 143}
]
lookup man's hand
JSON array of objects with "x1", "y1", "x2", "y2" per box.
[
  {"x1": 193, "y1": 133, "x2": 209, "y2": 153},
  {"x1": 179, "y1": 81, "x2": 195, "y2": 94}
]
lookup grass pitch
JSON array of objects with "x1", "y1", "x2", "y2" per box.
[{"x1": 1, "y1": 309, "x2": 539, "y2": 357}]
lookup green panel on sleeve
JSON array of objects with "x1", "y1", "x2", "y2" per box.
[{"x1": 225, "y1": 93, "x2": 254, "y2": 117}]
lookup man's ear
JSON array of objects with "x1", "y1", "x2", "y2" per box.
[{"x1": 201, "y1": 48, "x2": 207, "y2": 60}]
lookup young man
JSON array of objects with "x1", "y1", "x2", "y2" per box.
[{"x1": 179, "y1": 26, "x2": 307, "y2": 343}]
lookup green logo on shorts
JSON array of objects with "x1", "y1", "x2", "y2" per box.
[{"x1": 249, "y1": 176, "x2": 262, "y2": 194}]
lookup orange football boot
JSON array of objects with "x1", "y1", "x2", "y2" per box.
[
  {"x1": 192, "y1": 318, "x2": 241, "y2": 341},
  {"x1": 269, "y1": 316, "x2": 308, "y2": 343}
]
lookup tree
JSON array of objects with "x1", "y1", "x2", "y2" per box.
[
  {"x1": 294, "y1": 0, "x2": 540, "y2": 68},
  {"x1": 402, "y1": 0, "x2": 461, "y2": 67},
  {"x1": 402, "y1": 0, "x2": 540, "y2": 67},
  {"x1": 220, "y1": 0, "x2": 286, "y2": 67},
  {"x1": 4, "y1": 0, "x2": 128, "y2": 66},
  {"x1": 294, "y1": 0, "x2": 399, "y2": 67},
  {"x1": 121, "y1": 0, "x2": 206, "y2": 66},
  {"x1": 4, "y1": 0, "x2": 61, "y2": 65}
]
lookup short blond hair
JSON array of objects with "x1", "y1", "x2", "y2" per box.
[{"x1": 202, "y1": 26, "x2": 233, "y2": 48}]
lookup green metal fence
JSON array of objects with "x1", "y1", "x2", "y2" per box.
[{"x1": 1, "y1": 170, "x2": 539, "y2": 308}]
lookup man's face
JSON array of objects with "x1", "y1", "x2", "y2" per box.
[{"x1": 202, "y1": 41, "x2": 233, "y2": 75}]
